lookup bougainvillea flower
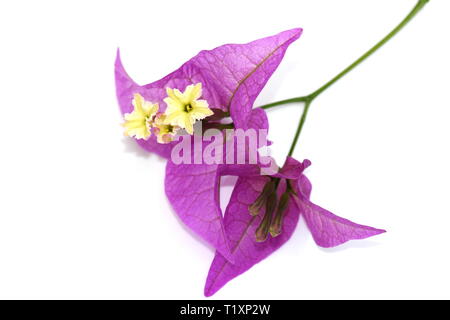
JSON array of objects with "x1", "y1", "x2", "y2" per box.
[
  {"x1": 204, "y1": 157, "x2": 386, "y2": 296},
  {"x1": 115, "y1": 27, "x2": 387, "y2": 297},
  {"x1": 115, "y1": 28, "x2": 302, "y2": 158},
  {"x1": 163, "y1": 83, "x2": 213, "y2": 134},
  {"x1": 122, "y1": 93, "x2": 158, "y2": 140},
  {"x1": 153, "y1": 113, "x2": 180, "y2": 144}
]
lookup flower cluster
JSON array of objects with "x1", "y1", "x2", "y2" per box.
[
  {"x1": 115, "y1": 28, "x2": 386, "y2": 296},
  {"x1": 123, "y1": 83, "x2": 213, "y2": 143}
]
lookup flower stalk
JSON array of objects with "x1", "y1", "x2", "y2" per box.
[{"x1": 259, "y1": 0, "x2": 429, "y2": 157}]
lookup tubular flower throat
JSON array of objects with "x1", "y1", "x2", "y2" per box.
[
  {"x1": 163, "y1": 83, "x2": 213, "y2": 135},
  {"x1": 269, "y1": 191, "x2": 290, "y2": 237},
  {"x1": 251, "y1": 179, "x2": 293, "y2": 241},
  {"x1": 153, "y1": 113, "x2": 180, "y2": 144},
  {"x1": 123, "y1": 93, "x2": 159, "y2": 140},
  {"x1": 249, "y1": 180, "x2": 276, "y2": 216},
  {"x1": 255, "y1": 192, "x2": 278, "y2": 242}
]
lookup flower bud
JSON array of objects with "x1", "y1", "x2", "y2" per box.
[
  {"x1": 255, "y1": 192, "x2": 277, "y2": 242},
  {"x1": 269, "y1": 191, "x2": 290, "y2": 237},
  {"x1": 248, "y1": 180, "x2": 275, "y2": 216}
]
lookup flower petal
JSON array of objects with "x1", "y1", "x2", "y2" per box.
[
  {"x1": 189, "y1": 105, "x2": 214, "y2": 121},
  {"x1": 294, "y1": 175, "x2": 386, "y2": 248},
  {"x1": 226, "y1": 29, "x2": 302, "y2": 129},
  {"x1": 115, "y1": 50, "x2": 190, "y2": 157},
  {"x1": 115, "y1": 49, "x2": 209, "y2": 116},
  {"x1": 184, "y1": 83, "x2": 202, "y2": 102},
  {"x1": 165, "y1": 162, "x2": 234, "y2": 263},
  {"x1": 164, "y1": 106, "x2": 271, "y2": 265},
  {"x1": 204, "y1": 176, "x2": 307, "y2": 296},
  {"x1": 294, "y1": 178, "x2": 386, "y2": 248},
  {"x1": 298, "y1": 199, "x2": 386, "y2": 248},
  {"x1": 115, "y1": 29, "x2": 301, "y2": 156},
  {"x1": 272, "y1": 157, "x2": 311, "y2": 179},
  {"x1": 222, "y1": 108, "x2": 271, "y2": 175}
]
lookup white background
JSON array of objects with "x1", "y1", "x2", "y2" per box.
[{"x1": 0, "y1": 0, "x2": 449, "y2": 299}]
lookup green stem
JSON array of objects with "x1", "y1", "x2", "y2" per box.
[
  {"x1": 307, "y1": 0, "x2": 428, "y2": 101},
  {"x1": 259, "y1": 0, "x2": 429, "y2": 156},
  {"x1": 288, "y1": 100, "x2": 311, "y2": 156},
  {"x1": 260, "y1": 96, "x2": 308, "y2": 110}
]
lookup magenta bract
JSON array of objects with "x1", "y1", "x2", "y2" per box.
[
  {"x1": 115, "y1": 29, "x2": 302, "y2": 158},
  {"x1": 115, "y1": 28, "x2": 385, "y2": 297},
  {"x1": 204, "y1": 157, "x2": 385, "y2": 296}
]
